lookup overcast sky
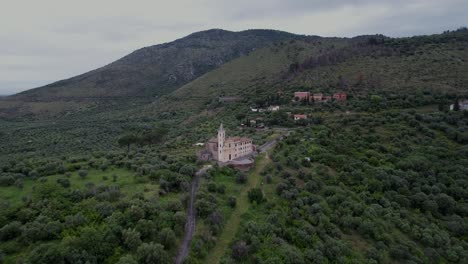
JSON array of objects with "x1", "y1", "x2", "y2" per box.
[{"x1": 1, "y1": 0, "x2": 467, "y2": 95}]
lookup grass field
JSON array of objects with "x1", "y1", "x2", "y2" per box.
[
  {"x1": 205, "y1": 153, "x2": 271, "y2": 263},
  {"x1": 0, "y1": 167, "x2": 161, "y2": 208}
]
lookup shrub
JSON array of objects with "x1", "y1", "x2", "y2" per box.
[
  {"x1": 248, "y1": 188, "x2": 264, "y2": 204},
  {"x1": 78, "y1": 170, "x2": 88, "y2": 179},
  {"x1": 236, "y1": 173, "x2": 247, "y2": 184},
  {"x1": 228, "y1": 196, "x2": 237, "y2": 208},
  {"x1": 56, "y1": 178, "x2": 70, "y2": 188},
  {"x1": 207, "y1": 182, "x2": 217, "y2": 192},
  {"x1": 0, "y1": 221, "x2": 22, "y2": 241},
  {"x1": 217, "y1": 185, "x2": 226, "y2": 194}
]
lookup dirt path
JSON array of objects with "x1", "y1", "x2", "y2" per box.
[
  {"x1": 175, "y1": 165, "x2": 211, "y2": 264},
  {"x1": 205, "y1": 153, "x2": 271, "y2": 263}
]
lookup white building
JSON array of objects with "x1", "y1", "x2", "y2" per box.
[
  {"x1": 450, "y1": 100, "x2": 468, "y2": 111},
  {"x1": 199, "y1": 124, "x2": 255, "y2": 162},
  {"x1": 268, "y1": 105, "x2": 280, "y2": 111}
]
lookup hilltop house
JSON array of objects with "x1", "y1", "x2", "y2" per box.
[
  {"x1": 198, "y1": 124, "x2": 255, "y2": 162},
  {"x1": 294, "y1": 114, "x2": 307, "y2": 121},
  {"x1": 450, "y1": 100, "x2": 468, "y2": 111},
  {"x1": 294, "y1": 91, "x2": 348, "y2": 103},
  {"x1": 268, "y1": 105, "x2": 280, "y2": 111},
  {"x1": 312, "y1": 93, "x2": 324, "y2": 102},
  {"x1": 294, "y1": 92, "x2": 310, "y2": 102}
]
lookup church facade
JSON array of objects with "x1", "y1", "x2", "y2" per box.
[{"x1": 199, "y1": 124, "x2": 254, "y2": 162}]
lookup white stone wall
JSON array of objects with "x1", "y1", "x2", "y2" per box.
[{"x1": 221, "y1": 140, "x2": 253, "y2": 161}]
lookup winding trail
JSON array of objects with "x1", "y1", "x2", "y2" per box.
[{"x1": 175, "y1": 165, "x2": 211, "y2": 264}]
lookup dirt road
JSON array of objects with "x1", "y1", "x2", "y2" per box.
[{"x1": 175, "y1": 165, "x2": 211, "y2": 264}]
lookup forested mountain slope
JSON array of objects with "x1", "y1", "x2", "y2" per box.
[
  {"x1": 141, "y1": 28, "x2": 468, "y2": 121},
  {"x1": 0, "y1": 29, "x2": 300, "y2": 117}
]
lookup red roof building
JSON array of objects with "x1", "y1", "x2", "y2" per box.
[
  {"x1": 333, "y1": 92, "x2": 347, "y2": 101},
  {"x1": 294, "y1": 114, "x2": 307, "y2": 120},
  {"x1": 294, "y1": 92, "x2": 310, "y2": 102},
  {"x1": 312, "y1": 93, "x2": 324, "y2": 102}
]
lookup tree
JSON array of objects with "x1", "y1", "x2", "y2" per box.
[
  {"x1": 179, "y1": 164, "x2": 197, "y2": 177},
  {"x1": 136, "y1": 242, "x2": 170, "y2": 264},
  {"x1": 126, "y1": 205, "x2": 145, "y2": 222},
  {"x1": 56, "y1": 178, "x2": 70, "y2": 188},
  {"x1": 159, "y1": 228, "x2": 176, "y2": 249},
  {"x1": 228, "y1": 196, "x2": 237, "y2": 208},
  {"x1": 435, "y1": 193, "x2": 456, "y2": 215},
  {"x1": 453, "y1": 98, "x2": 460, "y2": 111},
  {"x1": 370, "y1": 95, "x2": 383, "y2": 103},
  {"x1": 236, "y1": 173, "x2": 247, "y2": 184},
  {"x1": 116, "y1": 254, "x2": 138, "y2": 264},
  {"x1": 74, "y1": 226, "x2": 118, "y2": 262},
  {"x1": 248, "y1": 188, "x2": 264, "y2": 204},
  {"x1": 78, "y1": 170, "x2": 88, "y2": 179},
  {"x1": 27, "y1": 243, "x2": 64, "y2": 264},
  {"x1": 206, "y1": 211, "x2": 224, "y2": 234},
  {"x1": 118, "y1": 134, "x2": 138, "y2": 152},
  {"x1": 0, "y1": 221, "x2": 22, "y2": 241},
  {"x1": 141, "y1": 127, "x2": 169, "y2": 146},
  {"x1": 122, "y1": 228, "x2": 142, "y2": 251},
  {"x1": 232, "y1": 240, "x2": 249, "y2": 260}
]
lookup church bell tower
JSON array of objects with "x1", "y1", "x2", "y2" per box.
[{"x1": 218, "y1": 123, "x2": 226, "y2": 161}]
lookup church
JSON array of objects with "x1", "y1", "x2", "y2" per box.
[{"x1": 198, "y1": 124, "x2": 254, "y2": 162}]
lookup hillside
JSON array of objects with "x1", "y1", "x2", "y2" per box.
[
  {"x1": 1, "y1": 29, "x2": 468, "y2": 164},
  {"x1": 137, "y1": 29, "x2": 468, "y2": 122},
  {"x1": 0, "y1": 29, "x2": 301, "y2": 117},
  {"x1": 0, "y1": 28, "x2": 468, "y2": 264}
]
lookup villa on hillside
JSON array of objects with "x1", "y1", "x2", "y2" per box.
[
  {"x1": 198, "y1": 124, "x2": 255, "y2": 162},
  {"x1": 268, "y1": 105, "x2": 280, "y2": 111},
  {"x1": 450, "y1": 100, "x2": 468, "y2": 111},
  {"x1": 294, "y1": 92, "x2": 311, "y2": 102},
  {"x1": 293, "y1": 91, "x2": 347, "y2": 103},
  {"x1": 294, "y1": 114, "x2": 307, "y2": 121},
  {"x1": 333, "y1": 92, "x2": 347, "y2": 101},
  {"x1": 312, "y1": 93, "x2": 324, "y2": 102}
]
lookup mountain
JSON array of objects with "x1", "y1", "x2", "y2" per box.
[
  {"x1": 0, "y1": 29, "x2": 302, "y2": 117},
  {"x1": 138, "y1": 29, "x2": 468, "y2": 121},
  {"x1": 1, "y1": 28, "x2": 468, "y2": 264}
]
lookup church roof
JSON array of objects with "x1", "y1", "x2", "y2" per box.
[{"x1": 225, "y1": 136, "x2": 252, "y2": 143}]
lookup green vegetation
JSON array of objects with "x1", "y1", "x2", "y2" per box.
[
  {"x1": 1, "y1": 28, "x2": 468, "y2": 263},
  {"x1": 0, "y1": 148, "x2": 196, "y2": 263},
  {"x1": 221, "y1": 110, "x2": 468, "y2": 263}
]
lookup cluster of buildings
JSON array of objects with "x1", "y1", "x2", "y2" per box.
[
  {"x1": 250, "y1": 105, "x2": 280, "y2": 112},
  {"x1": 294, "y1": 92, "x2": 347, "y2": 103},
  {"x1": 198, "y1": 124, "x2": 255, "y2": 162}
]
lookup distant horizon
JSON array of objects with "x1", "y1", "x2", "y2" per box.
[
  {"x1": 2, "y1": 26, "x2": 466, "y2": 96},
  {"x1": 2, "y1": 0, "x2": 468, "y2": 94}
]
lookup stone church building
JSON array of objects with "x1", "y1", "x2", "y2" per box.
[{"x1": 199, "y1": 124, "x2": 254, "y2": 162}]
